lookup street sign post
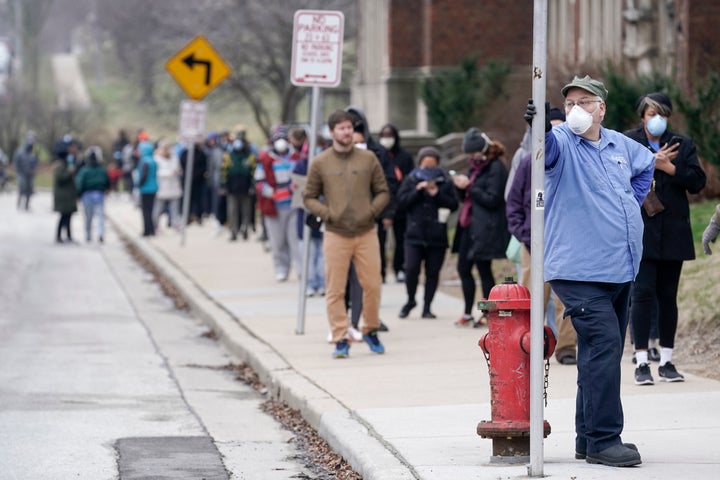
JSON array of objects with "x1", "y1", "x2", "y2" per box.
[
  {"x1": 166, "y1": 36, "x2": 230, "y2": 246},
  {"x1": 292, "y1": 10, "x2": 345, "y2": 335},
  {"x1": 291, "y1": 10, "x2": 344, "y2": 87},
  {"x1": 177, "y1": 100, "x2": 207, "y2": 247},
  {"x1": 179, "y1": 100, "x2": 207, "y2": 143},
  {"x1": 165, "y1": 35, "x2": 231, "y2": 101}
]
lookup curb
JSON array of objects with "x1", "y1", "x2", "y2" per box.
[{"x1": 108, "y1": 214, "x2": 417, "y2": 480}]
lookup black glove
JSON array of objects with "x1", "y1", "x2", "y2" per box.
[
  {"x1": 305, "y1": 212, "x2": 323, "y2": 230},
  {"x1": 523, "y1": 99, "x2": 552, "y2": 132}
]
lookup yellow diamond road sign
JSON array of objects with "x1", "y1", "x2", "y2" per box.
[{"x1": 165, "y1": 36, "x2": 231, "y2": 100}]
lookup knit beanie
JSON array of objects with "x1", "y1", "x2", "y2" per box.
[
  {"x1": 462, "y1": 128, "x2": 491, "y2": 154},
  {"x1": 270, "y1": 125, "x2": 289, "y2": 142},
  {"x1": 417, "y1": 146, "x2": 441, "y2": 163}
]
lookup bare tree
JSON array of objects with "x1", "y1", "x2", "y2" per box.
[
  {"x1": 95, "y1": 0, "x2": 200, "y2": 105},
  {"x1": 94, "y1": 0, "x2": 354, "y2": 136},
  {"x1": 199, "y1": 0, "x2": 355, "y2": 138},
  {"x1": 10, "y1": 0, "x2": 55, "y2": 93}
]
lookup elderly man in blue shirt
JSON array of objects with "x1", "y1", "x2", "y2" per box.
[{"x1": 525, "y1": 75, "x2": 655, "y2": 468}]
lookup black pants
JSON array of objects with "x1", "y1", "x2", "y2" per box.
[
  {"x1": 141, "y1": 193, "x2": 156, "y2": 236},
  {"x1": 377, "y1": 221, "x2": 388, "y2": 280},
  {"x1": 630, "y1": 259, "x2": 683, "y2": 349},
  {"x1": 56, "y1": 212, "x2": 73, "y2": 241},
  {"x1": 457, "y1": 250, "x2": 495, "y2": 315},
  {"x1": 404, "y1": 244, "x2": 446, "y2": 311},
  {"x1": 392, "y1": 217, "x2": 407, "y2": 275}
]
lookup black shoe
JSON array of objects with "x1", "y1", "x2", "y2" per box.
[
  {"x1": 634, "y1": 363, "x2": 654, "y2": 385},
  {"x1": 230, "y1": 232, "x2": 238, "y2": 241},
  {"x1": 421, "y1": 310, "x2": 437, "y2": 319},
  {"x1": 558, "y1": 354, "x2": 577, "y2": 365},
  {"x1": 378, "y1": 321, "x2": 389, "y2": 332},
  {"x1": 648, "y1": 346, "x2": 661, "y2": 362},
  {"x1": 98, "y1": 236, "x2": 104, "y2": 244},
  {"x1": 398, "y1": 301, "x2": 417, "y2": 318},
  {"x1": 585, "y1": 444, "x2": 641, "y2": 467},
  {"x1": 556, "y1": 348, "x2": 577, "y2": 365},
  {"x1": 576, "y1": 443, "x2": 637, "y2": 460},
  {"x1": 658, "y1": 361, "x2": 685, "y2": 382}
]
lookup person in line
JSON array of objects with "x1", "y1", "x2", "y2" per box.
[
  {"x1": 346, "y1": 107, "x2": 399, "y2": 286},
  {"x1": 525, "y1": 75, "x2": 656, "y2": 467},
  {"x1": 75, "y1": 146, "x2": 110, "y2": 243},
  {"x1": 52, "y1": 139, "x2": 79, "y2": 243},
  {"x1": 12, "y1": 130, "x2": 39, "y2": 211},
  {"x1": 624, "y1": 92, "x2": 706, "y2": 385},
  {"x1": 255, "y1": 125, "x2": 301, "y2": 281},
  {"x1": 396, "y1": 146, "x2": 458, "y2": 319},
  {"x1": 110, "y1": 129, "x2": 130, "y2": 193},
  {"x1": 451, "y1": 129, "x2": 509, "y2": 327},
  {"x1": 701, "y1": 204, "x2": 720, "y2": 254},
  {"x1": 205, "y1": 132, "x2": 226, "y2": 234},
  {"x1": 290, "y1": 127, "x2": 326, "y2": 297},
  {"x1": 378, "y1": 123, "x2": 415, "y2": 283},
  {"x1": 179, "y1": 140, "x2": 208, "y2": 225},
  {"x1": 153, "y1": 140, "x2": 183, "y2": 232},
  {"x1": 223, "y1": 134, "x2": 256, "y2": 241},
  {"x1": 135, "y1": 140, "x2": 158, "y2": 237},
  {"x1": 304, "y1": 110, "x2": 390, "y2": 359},
  {"x1": 506, "y1": 107, "x2": 579, "y2": 365}
]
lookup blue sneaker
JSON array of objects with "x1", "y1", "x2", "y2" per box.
[
  {"x1": 332, "y1": 339, "x2": 350, "y2": 359},
  {"x1": 363, "y1": 330, "x2": 385, "y2": 354}
]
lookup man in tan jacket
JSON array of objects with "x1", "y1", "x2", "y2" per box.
[{"x1": 304, "y1": 110, "x2": 390, "y2": 358}]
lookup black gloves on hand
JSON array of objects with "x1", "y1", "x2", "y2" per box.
[
  {"x1": 524, "y1": 99, "x2": 552, "y2": 133},
  {"x1": 305, "y1": 212, "x2": 323, "y2": 230}
]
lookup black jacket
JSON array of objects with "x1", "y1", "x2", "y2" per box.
[
  {"x1": 346, "y1": 106, "x2": 399, "y2": 219},
  {"x1": 451, "y1": 158, "x2": 509, "y2": 261},
  {"x1": 624, "y1": 127, "x2": 706, "y2": 260},
  {"x1": 397, "y1": 168, "x2": 458, "y2": 248}
]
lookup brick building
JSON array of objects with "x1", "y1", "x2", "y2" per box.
[{"x1": 351, "y1": 0, "x2": 720, "y2": 146}]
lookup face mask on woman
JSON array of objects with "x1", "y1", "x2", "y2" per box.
[
  {"x1": 273, "y1": 138, "x2": 288, "y2": 153},
  {"x1": 566, "y1": 105, "x2": 594, "y2": 135},
  {"x1": 646, "y1": 114, "x2": 668, "y2": 137},
  {"x1": 379, "y1": 137, "x2": 395, "y2": 150}
]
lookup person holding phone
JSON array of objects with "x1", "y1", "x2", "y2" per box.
[{"x1": 623, "y1": 92, "x2": 706, "y2": 385}]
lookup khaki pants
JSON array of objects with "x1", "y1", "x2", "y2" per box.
[
  {"x1": 520, "y1": 245, "x2": 577, "y2": 358},
  {"x1": 323, "y1": 229, "x2": 382, "y2": 342}
]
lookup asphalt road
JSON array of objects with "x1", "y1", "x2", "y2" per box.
[{"x1": 0, "y1": 192, "x2": 310, "y2": 479}]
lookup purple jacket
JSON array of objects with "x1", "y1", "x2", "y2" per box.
[{"x1": 505, "y1": 153, "x2": 531, "y2": 249}]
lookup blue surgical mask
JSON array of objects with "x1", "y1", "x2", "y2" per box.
[{"x1": 646, "y1": 114, "x2": 667, "y2": 137}]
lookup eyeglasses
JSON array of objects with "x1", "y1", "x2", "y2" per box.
[{"x1": 563, "y1": 99, "x2": 602, "y2": 110}]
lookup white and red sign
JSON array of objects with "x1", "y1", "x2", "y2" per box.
[
  {"x1": 179, "y1": 100, "x2": 207, "y2": 142},
  {"x1": 291, "y1": 10, "x2": 344, "y2": 87}
]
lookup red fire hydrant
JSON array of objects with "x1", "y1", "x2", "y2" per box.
[{"x1": 476, "y1": 278, "x2": 556, "y2": 464}]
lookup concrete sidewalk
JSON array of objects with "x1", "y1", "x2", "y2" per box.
[{"x1": 107, "y1": 198, "x2": 720, "y2": 480}]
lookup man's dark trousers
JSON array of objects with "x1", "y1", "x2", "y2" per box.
[{"x1": 550, "y1": 279, "x2": 631, "y2": 455}]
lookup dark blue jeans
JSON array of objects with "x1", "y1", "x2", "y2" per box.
[{"x1": 550, "y1": 279, "x2": 631, "y2": 455}]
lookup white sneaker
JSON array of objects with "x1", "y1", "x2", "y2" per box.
[
  {"x1": 347, "y1": 326, "x2": 363, "y2": 343},
  {"x1": 275, "y1": 273, "x2": 288, "y2": 282},
  {"x1": 306, "y1": 289, "x2": 315, "y2": 297},
  {"x1": 326, "y1": 331, "x2": 333, "y2": 343}
]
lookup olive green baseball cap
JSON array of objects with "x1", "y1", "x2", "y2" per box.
[{"x1": 561, "y1": 75, "x2": 608, "y2": 100}]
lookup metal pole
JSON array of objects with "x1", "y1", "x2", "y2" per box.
[
  {"x1": 180, "y1": 143, "x2": 195, "y2": 247},
  {"x1": 528, "y1": 0, "x2": 548, "y2": 477},
  {"x1": 296, "y1": 85, "x2": 321, "y2": 334}
]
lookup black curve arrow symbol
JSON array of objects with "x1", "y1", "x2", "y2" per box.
[{"x1": 182, "y1": 53, "x2": 212, "y2": 85}]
